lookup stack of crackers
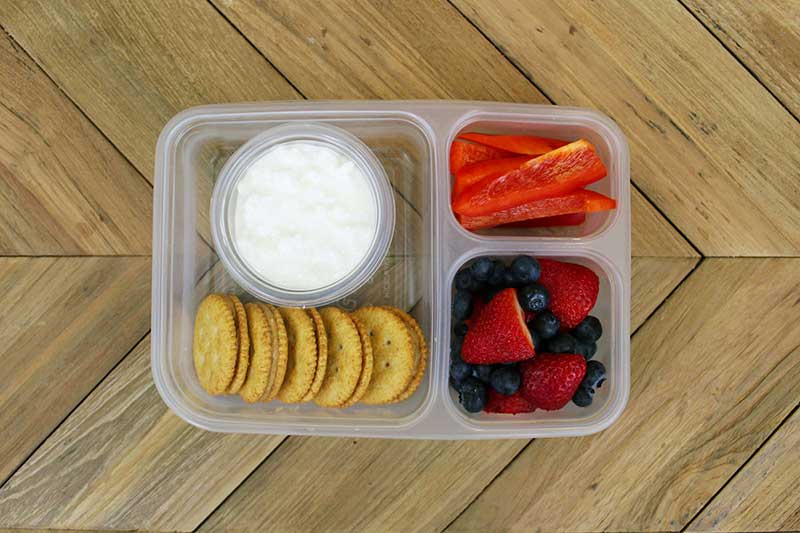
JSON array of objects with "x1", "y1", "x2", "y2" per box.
[{"x1": 193, "y1": 294, "x2": 428, "y2": 407}]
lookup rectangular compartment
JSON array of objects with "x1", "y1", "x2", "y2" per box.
[{"x1": 152, "y1": 101, "x2": 630, "y2": 439}]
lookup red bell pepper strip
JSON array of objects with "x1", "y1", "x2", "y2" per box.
[
  {"x1": 452, "y1": 139, "x2": 607, "y2": 216},
  {"x1": 453, "y1": 156, "x2": 532, "y2": 198},
  {"x1": 449, "y1": 140, "x2": 514, "y2": 174},
  {"x1": 458, "y1": 190, "x2": 616, "y2": 231},
  {"x1": 458, "y1": 132, "x2": 568, "y2": 155},
  {"x1": 502, "y1": 212, "x2": 587, "y2": 228}
]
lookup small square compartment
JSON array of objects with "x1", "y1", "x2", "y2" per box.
[
  {"x1": 442, "y1": 251, "x2": 628, "y2": 437},
  {"x1": 446, "y1": 109, "x2": 626, "y2": 241}
]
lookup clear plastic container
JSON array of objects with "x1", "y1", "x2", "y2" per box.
[
  {"x1": 210, "y1": 122, "x2": 396, "y2": 307},
  {"x1": 152, "y1": 101, "x2": 630, "y2": 439}
]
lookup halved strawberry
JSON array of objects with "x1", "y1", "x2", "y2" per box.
[
  {"x1": 485, "y1": 389, "x2": 536, "y2": 414},
  {"x1": 538, "y1": 258, "x2": 599, "y2": 329},
  {"x1": 464, "y1": 295, "x2": 487, "y2": 328},
  {"x1": 461, "y1": 288, "x2": 535, "y2": 365},
  {"x1": 521, "y1": 353, "x2": 586, "y2": 411}
]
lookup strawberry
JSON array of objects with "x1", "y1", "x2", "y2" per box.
[
  {"x1": 524, "y1": 310, "x2": 536, "y2": 323},
  {"x1": 520, "y1": 353, "x2": 586, "y2": 410},
  {"x1": 461, "y1": 288, "x2": 535, "y2": 365},
  {"x1": 537, "y1": 258, "x2": 599, "y2": 329},
  {"x1": 464, "y1": 295, "x2": 487, "y2": 328},
  {"x1": 485, "y1": 389, "x2": 536, "y2": 414}
]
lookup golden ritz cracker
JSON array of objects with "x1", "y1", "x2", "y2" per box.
[{"x1": 192, "y1": 294, "x2": 426, "y2": 408}]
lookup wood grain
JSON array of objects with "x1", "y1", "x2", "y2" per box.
[
  {"x1": 455, "y1": 0, "x2": 800, "y2": 256},
  {"x1": 213, "y1": 0, "x2": 696, "y2": 260},
  {"x1": 0, "y1": 335, "x2": 284, "y2": 532},
  {"x1": 0, "y1": 31, "x2": 151, "y2": 255},
  {"x1": 630, "y1": 257, "x2": 698, "y2": 330},
  {"x1": 687, "y1": 384, "x2": 800, "y2": 532},
  {"x1": 684, "y1": 0, "x2": 800, "y2": 118},
  {"x1": 449, "y1": 258, "x2": 800, "y2": 532},
  {"x1": 0, "y1": 257, "x2": 150, "y2": 485},
  {"x1": 200, "y1": 436, "x2": 527, "y2": 532}
]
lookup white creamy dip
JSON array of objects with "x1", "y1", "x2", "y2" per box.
[{"x1": 233, "y1": 142, "x2": 378, "y2": 291}]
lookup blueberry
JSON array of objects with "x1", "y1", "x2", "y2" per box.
[
  {"x1": 575, "y1": 340, "x2": 597, "y2": 361},
  {"x1": 530, "y1": 328, "x2": 544, "y2": 352},
  {"x1": 453, "y1": 322, "x2": 469, "y2": 338},
  {"x1": 547, "y1": 333, "x2": 577, "y2": 354},
  {"x1": 472, "y1": 364, "x2": 493, "y2": 383},
  {"x1": 532, "y1": 310, "x2": 560, "y2": 339},
  {"x1": 502, "y1": 269, "x2": 519, "y2": 287},
  {"x1": 572, "y1": 386, "x2": 593, "y2": 407},
  {"x1": 511, "y1": 256, "x2": 541, "y2": 284},
  {"x1": 481, "y1": 286, "x2": 502, "y2": 302},
  {"x1": 470, "y1": 257, "x2": 494, "y2": 282},
  {"x1": 582, "y1": 360, "x2": 606, "y2": 393},
  {"x1": 487, "y1": 261, "x2": 507, "y2": 287},
  {"x1": 454, "y1": 268, "x2": 474, "y2": 291},
  {"x1": 518, "y1": 283, "x2": 550, "y2": 313},
  {"x1": 489, "y1": 366, "x2": 521, "y2": 395},
  {"x1": 573, "y1": 316, "x2": 603, "y2": 342},
  {"x1": 450, "y1": 359, "x2": 473, "y2": 384},
  {"x1": 452, "y1": 290, "x2": 472, "y2": 321},
  {"x1": 458, "y1": 377, "x2": 487, "y2": 413},
  {"x1": 450, "y1": 335, "x2": 464, "y2": 359}
]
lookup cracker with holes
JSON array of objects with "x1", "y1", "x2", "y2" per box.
[
  {"x1": 314, "y1": 307, "x2": 363, "y2": 407},
  {"x1": 277, "y1": 306, "x2": 318, "y2": 403},
  {"x1": 352, "y1": 306, "x2": 415, "y2": 405},
  {"x1": 260, "y1": 304, "x2": 288, "y2": 402},
  {"x1": 341, "y1": 316, "x2": 374, "y2": 408},
  {"x1": 385, "y1": 307, "x2": 427, "y2": 402},
  {"x1": 226, "y1": 294, "x2": 250, "y2": 394},
  {"x1": 193, "y1": 294, "x2": 238, "y2": 395},
  {"x1": 238, "y1": 302, "x2": 272, "y2": 403},
  {"x1": 301, "y1": 308, "x2": 328, "y2": 402}
]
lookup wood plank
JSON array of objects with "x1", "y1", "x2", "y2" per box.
[
  {"x1": 684, "y1": 0, "x2": 800, "y2": 118},
  {"x1": 0, "y1": 0, "x2": 298, "y2": 182},
  {"x1": 200, "y1": 436, "x2": 526, "y2": 532},
  {"x1": 449, "y1": 258, "x2": 800, "y2": 532},
  {"x1": 0, "y1": 31, "x2": 151, "y2": 255},
  {"x1": 630, "y1": 256, "x2": 698, "y2": 330},
  {"x1": 455, "y1": 0, "x2": 800, "y2": 256},
  {"x1": 0, "y1": 335, "x2": 284, "y2": 532},
  {"x1": 212, "y1": 0, "x2": 697, "y2": 260},
  {"x1": 687, "y1": 388, "x2": 800, "y2": 532},
  {"x1": 0, "y1": 257, "x2": 151, "y2": 485}
]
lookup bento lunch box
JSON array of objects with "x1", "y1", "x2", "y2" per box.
[{"x1": 151, "y1": 100, "x2": 630, "y2": 439}]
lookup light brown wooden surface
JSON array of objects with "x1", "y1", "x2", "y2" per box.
[
  {"x1": 684, "y1": 0, "x2": 800, "y2": 118},
  {"x1": 0, "y1": 32, "x2": 151, "y2": 255},
  {"x1": 0, "y1": 0, "x2": 798, "y2": 531},
  {"x1": 454, "y1": 0, "x2": 800, "y2": 257},
  {"x1": 0, "y1": 257, "x2": 150, "y2": 484},
  {"x1": 688, "y1": 397, "x2": 800, "y2": 532}
]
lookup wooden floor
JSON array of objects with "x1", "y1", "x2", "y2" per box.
[{"x1": 0, "y1": 1, "x2": 799, "y2": 531}]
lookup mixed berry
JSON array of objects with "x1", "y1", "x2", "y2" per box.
[{"x1": 450, "y1": 255, "x2": 607, "y2": 414}]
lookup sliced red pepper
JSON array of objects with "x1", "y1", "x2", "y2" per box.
[
  {"x1": 458, "y1": 132, "x2": 568, "y2": 155},
  {"x1": 452, "y1": 139, "x2": 607, "y2": 217},
  {"x1": 449, "y1": 140, "x2": 514, "y2": 174},
  {"x1": 453, "y1": 156, "x2": 532, "y2": 198},
  {"x1": 459, "y1": 190, "x2": 616, "y2": 231},
  {"x1": 502, "y1": 212, "x2": 587, "y2": 228}
]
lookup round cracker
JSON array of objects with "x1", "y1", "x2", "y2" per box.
[
  {"x1": 385, "y1": 307, "x2": 427, "y2": 403},
  {"x1": 193, "y1": 294, "x2": 238, "y2": 394},
  {"x1": 353, "y1": 306, "x2": 415, "y2": 405},
  {"x1": 314, "y1": 307, "x2": 363, "y2": 407},
  {"x1": 301, "y1": 308, "x2": 328, "y2": 402},
  {"x1": 238, "y1": 302, "x2": 273, "y2": 403},
  {"x1": 340, "y1": 316, "x2": 374, "y2": 408},
  {"x1": 225, "y1": 294, "x2": 250, "y2": 393},
  {"x1": 261, "y1": 304, "x2": 288, "y2": 402},
  {"x1": 277, "y1": 307, "x2": 318, "y2": 403}
]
